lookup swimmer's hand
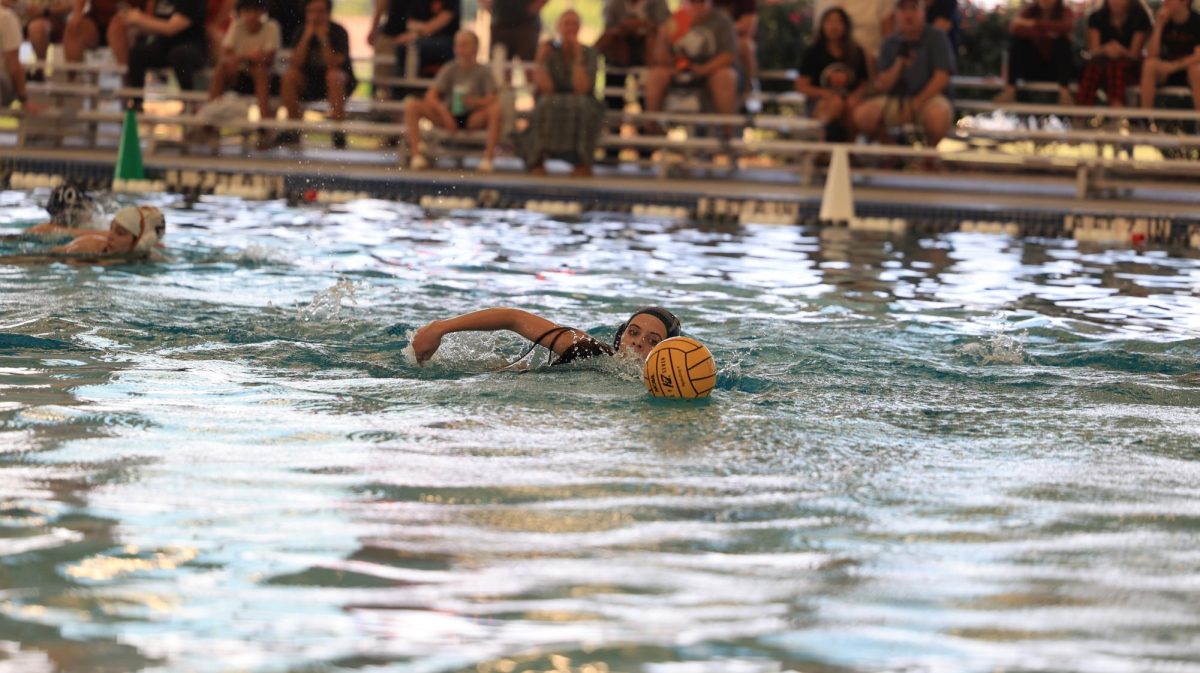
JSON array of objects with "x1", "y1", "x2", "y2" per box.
[{"x1": 411, "y1": 321, "x2": 444, "y2": 365}]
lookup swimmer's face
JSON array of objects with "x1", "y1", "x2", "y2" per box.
[
  {"x1": 107, "y1": 220, "x2": 136, "y2": 251},
  {"x1": 619, "y1": 314, "x2": 668, "y2": 361}
]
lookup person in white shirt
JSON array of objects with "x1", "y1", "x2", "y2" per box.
[{"x1": 207, "y1": 0, "x2": 281, "y2": 139}]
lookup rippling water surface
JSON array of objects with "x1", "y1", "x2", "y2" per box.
[{"x1": 1, "y1": 189, "x2": 1199, "y2": 673}]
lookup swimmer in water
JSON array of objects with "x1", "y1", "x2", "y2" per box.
[
  {"x1": 25, "y1": 182, "x2": 100, "y2": 236},
  {"x1": 52, "y1": 205, "x2": 166, "y2": 258},
  {"x1": 411, "y1": 306, "x2": 681, "y2": 367},
  {"x1": 0, "y1": 205, "x2": 168, "y2": 265}
]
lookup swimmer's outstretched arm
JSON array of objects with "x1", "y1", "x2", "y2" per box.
[{"x1": 411, "y1": 307, "x2": 587, "y2": 364}]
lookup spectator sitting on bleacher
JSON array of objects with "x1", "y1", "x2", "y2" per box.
[
  {"x1": 853, "y1": 0, "x2": 955, "y2": 149},
  {"x1": 520, "y1": 9, "x2": 603, "y2": 177},
  {"x1": 122, "y1": 0, "x2": 209, "y2": 104},
  {"x1": 1077, "y1": 0, "x2": 1151, "y2": 106},
  {"x1": 273, "y1": 0, "x2": 356, "y2": 149},
  {"x1": 644, "y1": 0, "x2": 738, "y2": 119},
  {"x1": 375, "y1": 0, "x2": 457, "y2": 81},
  {"x1": 796, "y1": 7, "x2": 870, "y2": 141},
  {"x1": 1, "y1": 2, "x2": 33, "y2": 109},
  {"x1": 63, "y1": 0, "x2": 135, "y2": 68},
  {"x1": 994, "y1": 0, "x2": 1077, "y2": 106},
  {"x1": 1139, "y1": 0, "x2": 1200, "y2": 112},
  {"x1": 715, "y1": 0, "x2": 759, "y2": 96},
  {"x1": 14, "y1": 0, "x2": 71, "y2": 80},
  {"x1": 597, "y1": 0, "x2": 670, "y2": 68},
  {"x1": 404, "y1": 29, "x2": 501, "y2": 173},
  {"x1": 206, "y1": 0, "x2": 279, "y2": 144}
]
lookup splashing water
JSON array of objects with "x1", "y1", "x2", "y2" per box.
[{"x1": 297, "y1": 276, "x2": 363, "y2": 322}]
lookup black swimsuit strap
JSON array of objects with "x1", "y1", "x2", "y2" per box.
[{"x1": 504, "y1": 326, "x2": 573, "y2": 369}]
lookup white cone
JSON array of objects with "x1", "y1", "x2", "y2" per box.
[{"x1": 819, "y1": 146, "x2": 855, "y2": 223}]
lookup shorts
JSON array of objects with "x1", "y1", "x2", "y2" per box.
[
  {"x1": 25, "y1": 12, "x2": 67, "y2": 42},
  {"x1": 1165, "y1": 69, "x2": 1192, "y2": 88},
  {"x1": 878, "y1": 94, "x2": 952, "y2": 128},
  {"x1": 234, "y1": 69, "x2": 281, "y2": 96},
  {"x1": 298, "y1": 67, "x2": 358, "y2": 102}
]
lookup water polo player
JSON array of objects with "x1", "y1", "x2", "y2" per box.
[
  {"x1": 411, "y1": 306, "x2": 682, "y2": 367},
  {"x1": 51, "y1": 205, "x2": 166, "y2": 259},
  {"x1": 26, "y1": 181, "x2": 100, "y2": 235}
]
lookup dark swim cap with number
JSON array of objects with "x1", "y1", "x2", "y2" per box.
[
  {"x1": 46, "y1": 182, "x2": 91, "y2": 219},
  {"x1": 612, "y1": 306, "x2": 682, "y2": 349}
]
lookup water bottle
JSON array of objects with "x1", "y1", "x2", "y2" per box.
[
  {"x1": 595, "y1": 54, "x2": 606, "y2": 100},
  {"x1": 451, "y1": 84, "x2": 466, "y2": 116}
]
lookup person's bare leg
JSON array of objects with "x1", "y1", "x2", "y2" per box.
[
  {"x1": 404, "y1": 98, "x2": 426, "y2": 156},
  {"x1": 1189, "y1": 63, "x2": 1200, "y2": 111},
  {"x1": 326, "y1": 68, "x2": 347, "y2": 121},
  {"x1": 483, "y1": 101, "x2": 501, "y2": 160},
  {"x1": 921, "y1": 98, "x2": 952, "y2": 147},
  {"x1": 282, "y1": 67, "x2": 303, "y2": 119},
  {"x1": 253, "y1": 63, "x2": 271, "y2": 119},
  {"x1": 707, "y1": 67, "x2": 737, "y2": 114},
  {"x1": 814, "y1": 95, "x2": 844, "y2": 126},
  {"x1": 28, "y1": 18, "x2": 52, "y2": 62},
  {"x1": 107, "y1": 15, "x2": 130, "y2": 65},
  {"x1": 1139, "y1": 58, "x2": 1159, "y2": 108},
  {"x1": 208, "y1": 59, "x2": 234, "y2": 100},
  {"x1": 853, "y1": 97, "x2": 886, "y2": 142},
  {"x1": 643, "y1": 66, "x2": 671, "y2": 112},
  {"x1": 64, "y1": 15, "x2": 98, "y2": 63}
]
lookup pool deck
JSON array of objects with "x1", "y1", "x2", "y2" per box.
[{"x1": 4, "y1": 143, "x2": 1200, "y2": 249}]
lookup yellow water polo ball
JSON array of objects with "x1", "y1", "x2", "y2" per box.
[{"x1": 643, "y1": 336, "x2": 717, "y2": 399}]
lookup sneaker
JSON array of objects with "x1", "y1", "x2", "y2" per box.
[
  {"x1": 332, "y1": 131, "x2": 346, "y2": 149},
  {"x1": 478, "y1": 157, "x2": 494, "y2": 174},
  {"x1": 409, "y1": 154, "x2": 429, "y2": 170},
  {"x1": 992, "y1": 87, "x2": 1016, "y2": 104}
]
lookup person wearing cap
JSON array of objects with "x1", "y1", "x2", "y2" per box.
[
  {"x1": 852, "y1": 0, "x2": 955, "y2": 150},
  {"x1": 411, "y1": 306, "x2": 683, "y2": 367},
  {"x1": 206, "y1": 0, "x2": 281, "y2": 147},
  {"x1": 50, "y1": 205, "x2": 166, "y2": 259},
  {"x1": 26, "y1": 181, "x2": 100, "y2": 235}
]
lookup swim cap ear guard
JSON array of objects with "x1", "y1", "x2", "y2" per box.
[{"x1": 612, "y1": 306, "x2": 682, "y2": 350}]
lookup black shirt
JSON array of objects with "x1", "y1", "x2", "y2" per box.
[
  {"x1": 1087, "y1": 4, "x2": 1152, "y2": 48},
  {"x1": 1160, "y1": 9, "x2": 1200, "y2": 61},
  {"x1": 293, "y1": 20, "x2": 354, "y2": 74},
  {"x1": 153, "y1": 0, "x2": 206, "y2": 47},
  {"x1": 268, "y1": 0, "x2": 304, "y2": 47},
  {"x1": 799, "y1": 43, "x2": 869, "y2": 93}
]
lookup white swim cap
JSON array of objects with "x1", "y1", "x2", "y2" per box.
[{"x1": 113, "y1": 206, "x2": 166, "y2": 252}]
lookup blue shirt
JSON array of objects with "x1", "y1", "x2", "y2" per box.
[{"x1": 877, "y1": 26, "x2": 956, "y2": 98}]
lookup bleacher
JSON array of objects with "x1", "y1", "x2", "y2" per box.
[{"x1": 4, "y1": 41, "x2": 1200, "y2": 189}]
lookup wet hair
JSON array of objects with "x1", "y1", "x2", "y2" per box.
[
  {"x1": 46, "y1": 181, "x2": 91, "y2": 220},
  {"x1": 813, "y1": 7, "x2": 866, "y2": 74},
  {"x1": 612, "y1": 306, "x2": 682, "y2": 350}
]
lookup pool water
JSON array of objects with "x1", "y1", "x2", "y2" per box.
[{"x1": 2, "y1": 190, "x2": 1199, "y2": 673}]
